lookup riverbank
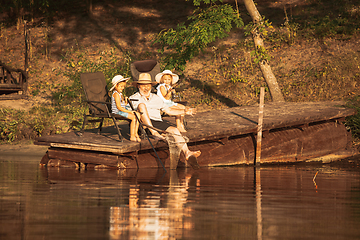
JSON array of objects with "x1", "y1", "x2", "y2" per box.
[{"x1": 0, "y1": 141, "x2": 48, "y2": 156}]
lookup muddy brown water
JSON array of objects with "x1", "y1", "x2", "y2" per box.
[{"x1": 1, "y1": 148, "x2": 360, "y2": 240}]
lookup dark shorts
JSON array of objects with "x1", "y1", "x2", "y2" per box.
[{"x1": 150, "y1": 119, "x2": 172, "y2": 131}]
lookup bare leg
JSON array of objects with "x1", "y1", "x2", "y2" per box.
[
  {"x1": 134, "y1": 112, "x2": 141, "y2": 141},
  {"x1": 128, "y1": 113, "x2": 140, "y2": 142},
  {"x1": 175, "y1": 116, "x2": 186, "y2": 132},
  {"x1": 137, "y1": 103, "x2": 164, "y2": 139},
  {"x1": 170, "y1": 104, "x2": 186, "y2": 132},
  {"x1": 166, "y1": 126, "x2": 201, "y2": 160}
]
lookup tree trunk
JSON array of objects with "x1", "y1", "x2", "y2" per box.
[
  {"x1": 87, "y1": 0, "x2": 93, "y2": 16},
  {"x1": 243, "y1": 0, "x2": 285, "y2": 102}
]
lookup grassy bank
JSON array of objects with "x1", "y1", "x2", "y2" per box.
[{"x1": 0, "y1": 0, "x2": 359, "y2": 145}]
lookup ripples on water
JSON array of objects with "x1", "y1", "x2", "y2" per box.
[{"x1": 1, "y1": 151, "x2": 360, "y2": 240}]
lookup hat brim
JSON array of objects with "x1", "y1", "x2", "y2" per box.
[
  {"x1": 110, "y1": 77, "x2": 130, "y2": 91},
  {"x1": 132, "y1": 80, "x2": 157, "y2": 86},
  {"x1": 155, "y1": 72, "x2": 179, "y2": 85}
]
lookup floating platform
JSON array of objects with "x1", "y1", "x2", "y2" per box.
[{"x1": 35, "y1": 101, "x2": 358, "y2": 169}]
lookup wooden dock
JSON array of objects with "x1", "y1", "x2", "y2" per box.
[{"x1": 35, "y1": 101, "x2": 358, "y2": 169}]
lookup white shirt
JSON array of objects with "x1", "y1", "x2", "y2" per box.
[
  {"x1": 129, "y1": 92, "x2": 169, "y2": 121},
  {"x1": 156, "y1": 83, "x2": 172, "y2": 103}
]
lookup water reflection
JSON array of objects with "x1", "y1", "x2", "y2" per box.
[
  {"x1": 255, "y1": 168, "x2": 262, "y2": 240},
  {"x1": 1, "y1": 153, "x2": 360, "y2": 240},
  {"x1": 109, "y1": 170, "x2": 194, "y2": 239}
]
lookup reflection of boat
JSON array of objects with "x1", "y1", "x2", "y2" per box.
[
  {"x1": 35, "y1": 101, "x2": 358, "y2": 169},
  {"x1": 43, "y1": 167, "x2": 167, "y2": 185}
]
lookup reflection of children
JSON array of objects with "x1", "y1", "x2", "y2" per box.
[
  {"x1": 110, "y1": 75, "x2": 141, "y2": 142},
  {"x1": 155, "y1": 70, "x2": 192, "y2": 133}
]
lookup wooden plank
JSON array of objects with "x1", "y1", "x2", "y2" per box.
[
  {"x1": 195, "y1": 120, "x2": 352, "y2": 166},
  {"x1": 36, "y1": 129, "x2": 168, "y2": 154},
  {"x1": 35, "y1": 101, "x2": 356, "y2": 157},
  {"x1": 46, "y1": 147, "x2": 168, "y2": 169},
  {"x1": 0, "y1": 84, "x2": 23, "y2": 90},
  {"x1": 0, "y1": 90, "x2": 27, "y2": 100},
  {"x1": 184, "y1": 101, "x2": 354, "y2": 132},
  {"x1": 47, "y1": 148, "x2": 121, "y2": 167},
  {"x1": 49, "y1": 141, "x2": 140, "y2": 155},
  {"x1": 182, "y1": 102, "x2": 355, "y2": 142}
]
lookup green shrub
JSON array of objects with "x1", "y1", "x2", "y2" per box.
[
  {"x1": 345, "y1": 96, "x2": 360, "y2": 140},
  {"x1": 0, "y1": 107, "x2": 61, "y2": 142}
]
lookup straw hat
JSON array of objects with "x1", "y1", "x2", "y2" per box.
[
  {"x1": 132, "y1": 73, "x2": 157, "y2": 86},
  {"x1": 110, "y1": 75, "x2": 130, "y2": 91},
  {"x1": 155, "y1": 70, "x2": 179, "y2": 85}
]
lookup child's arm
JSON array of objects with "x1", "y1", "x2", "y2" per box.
[
  {"x1": 159, "y1": 85, "x2": 174, "y2": 100},
  {"x1": 113, "y1": 92, "x2": 134, "y2": 114}
]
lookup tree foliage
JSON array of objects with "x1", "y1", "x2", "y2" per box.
[
  {"x1": 192, "y1": 0, "x2": 222, "y2": 5},
  {"x1": 1, "y1": 0, "x2": 50, "y2": 24},
  {"x1": 2, "y1": 0, "x2": 49, "y2": 12},
  {"x1": 154, "y1": 1, "x2": 243, "y2": 71}
]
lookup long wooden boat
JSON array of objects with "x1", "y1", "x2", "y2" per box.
[{"x1": 35, "y1": 101, "x2": 358, "y2": 169}]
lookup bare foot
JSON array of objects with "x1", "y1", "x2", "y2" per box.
[
  {"x1": 176, "y1": 124, "x2": 187, "y2": 132},
  {"x1": 130, "y1": 136, "x2": 138, "y2": 142},
  {"x1": 177, "y1": 126, "x2": 187, "y2": 133},
  {"x1": 186, "y1": 150, "x2": 201, "y2": 160},
  {"x1": 136, "y1": 136, "x2": 141, "y2": 142},
  {"x1": 151, "y1": 132, "x2": 165, "y2": 141}
]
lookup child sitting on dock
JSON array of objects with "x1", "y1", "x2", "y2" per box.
[
  {"x1": 110, "y1": 75, "x2": 141, "y2": 142},
  {"x1": 155, "y1": 70, "x2": 188, "y2": 132}
]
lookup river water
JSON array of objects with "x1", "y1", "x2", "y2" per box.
[{"x1": 1, "y1": 148, "x2": 360, "y2": 240}]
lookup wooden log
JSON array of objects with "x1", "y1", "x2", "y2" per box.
[
  {"x1": 47, "y1": 148, "x2": 121, "y2": 168},
  {"x1": 0, "y1": 84, "x2": 23, "y2": 90}
]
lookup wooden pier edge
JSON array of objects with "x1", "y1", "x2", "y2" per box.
[
  {"x1": 38, "y1": 120, "x2": 358, "y2": 169},
  {"x1": 35, "y1": 101, "x2": 359, "y2": 169}
]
